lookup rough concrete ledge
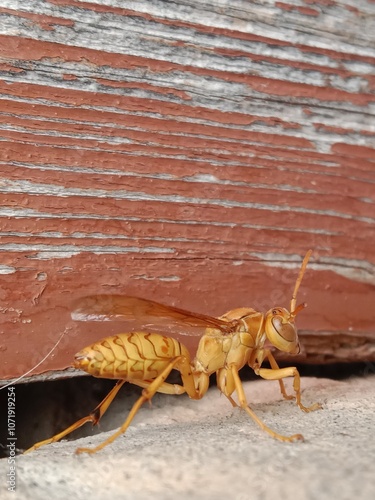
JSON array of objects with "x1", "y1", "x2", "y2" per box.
[{"x1": 1, "y1": 375, "x2": 374, "y2": 500}]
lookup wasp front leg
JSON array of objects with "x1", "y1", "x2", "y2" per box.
[
  {"x1": 263, "y1": 350, "x2": 295, "y2": 401},
  {"x1": 229, "y1": 365, "x2": 304, "y2": 442},
  {"x1": 256, "y1": 362, "x2": 322, "y2": 413}
]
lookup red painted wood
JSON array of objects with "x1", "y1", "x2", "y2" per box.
[{"x1": 0, "y1": 0, "x2": 374, "y2": 382}]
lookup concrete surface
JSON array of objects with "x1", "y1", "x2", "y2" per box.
[{"x1": 1, "y1": 375, "x2": 374, "y2": 500}]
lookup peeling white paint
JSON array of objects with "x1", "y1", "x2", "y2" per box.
[
  {"x1": 132, "y1": 274, "x2": 181, "y2": 281},
  {"x1": 310, "y1": 257, "x2": 375, "y2": 286},
  {"x1": 0, "y1": 208, "x2": 357, "y2": 236},
  {"x1": 132, "y1": 274, "x2": 156, "y2": 281},
  {"x1": 182, "y1": 174, "x2": 319, "y2": 194},
  {"x1": 251, "y1": 252, "x2": 314, "y2": 269},
  {"x1": 0, "y1": 243, "x2": 175, "y2": 260},
  {"x1": 0, "y1": 265, "x2": 16, "y2": 274},
  {"x1": 30, "y1": 251, "x2": 80, "y2": 260},
  {"x1": 182, "y1": 174, "x2": 220, "y2": 183},
  {"x1": 1, "y1": 180, "x2": 374, "y2": 224},
  {"x1": 252, "y1": 252, "x2": 375, "y2": 285}
]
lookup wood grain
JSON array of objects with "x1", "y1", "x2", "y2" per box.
[{"x1": 0, "y1": 0, "x2": 374, "y2": 382}]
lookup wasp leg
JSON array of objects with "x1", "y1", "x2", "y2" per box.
[
  {"x1": 257, "y1": 366, "x2": 322, "y2": 413},
  {"x1": 226, "y1": 395, "x2": 239, "y2": 408},
  {"x1": 76, "y1": 355, "x2": 194, "y2": 455},
  {"x1": 230, "y1": 365, "x2": 304, "y2": 442},
  {"x1": 131, "y1": 379, "x2": 186, "y2": 395},
  {"x1": 263, "y1": 350, "x2": 294, "y2": 401},
  {"x1": 24, "y1": 379, "x2": 127, "y2": 454}
]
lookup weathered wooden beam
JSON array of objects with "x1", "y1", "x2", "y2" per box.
[{"x1": 0, "y1": 0, "x2": 374, "y2": 382}]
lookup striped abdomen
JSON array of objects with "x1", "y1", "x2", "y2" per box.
[{"x1": 73, "y1": 332, "x2": 190, "y2": 380}]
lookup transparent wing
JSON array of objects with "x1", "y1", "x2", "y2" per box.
[{"x1": 71, "y1": 295, "x2": 237, "y2": 337}]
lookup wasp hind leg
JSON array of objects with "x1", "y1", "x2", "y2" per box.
[
  {"x1": 24, "y1": 379, "x2": 127, "y2": 454},
  {"x1": 76, "y1": 355, "x2": 195, "y2": 455}
]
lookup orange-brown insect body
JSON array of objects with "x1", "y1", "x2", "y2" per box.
[
  {"x1": 25, "y1": 250, "x2": 322, "y2": 455},
  {"x1": 75, "y1": 332, "x2": 190, "y2": 381}
]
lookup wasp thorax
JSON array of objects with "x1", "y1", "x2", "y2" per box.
[{"x1": 265, "y1": 307, "x2": 300, "y2": 355}]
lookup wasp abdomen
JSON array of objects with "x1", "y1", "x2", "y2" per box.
[{"x1": 73, "y1": 332, "x2": 189, "y2": 380}]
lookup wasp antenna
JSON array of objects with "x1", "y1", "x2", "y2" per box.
[
  {"x1": 289, "y1": 302, "x2": 307, "y2": 320},
  {"x1": 290, "y1": 250, "x2": 312, "y2": 313}
]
